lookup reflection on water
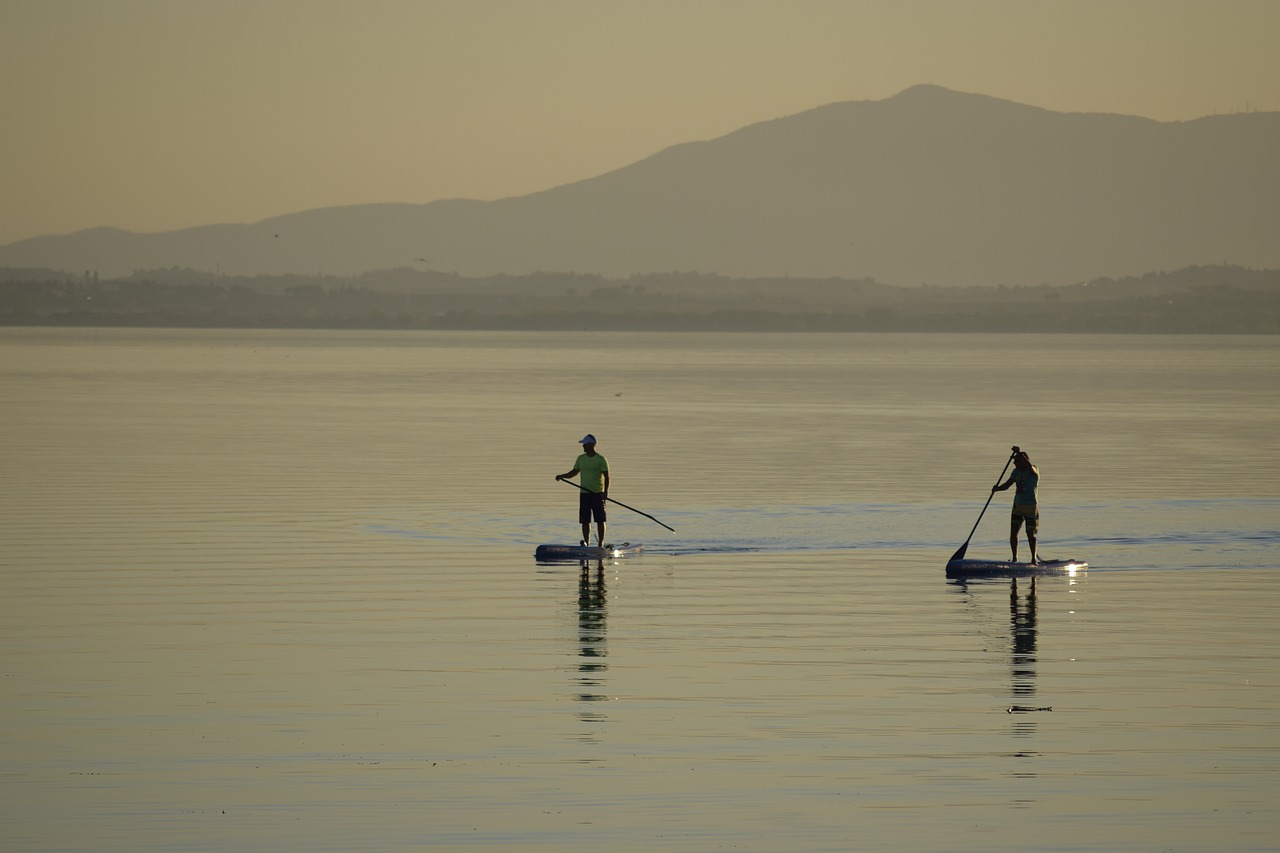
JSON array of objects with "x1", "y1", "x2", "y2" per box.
[
  {"x1": 574, "y1": 561, "x2": 609, "y2": 736},
  {"x1": 1009, "y1": 577, "x2": 1040, "y2": 746},
  {"x1": 1010, "y1": 577, "x2": 1038, "y2": 700}
]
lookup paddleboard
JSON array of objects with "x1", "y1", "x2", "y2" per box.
[
  {"x1": 535, "y1": 542, "x2": 644, "y2": 561},
  {"x1": 946, "y1": 558, "x2": 1087, "y2": 578}
]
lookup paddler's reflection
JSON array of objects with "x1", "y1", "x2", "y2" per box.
[
  {"x1": 575, "y1": 561, "x2": 609, "y2": 725},
  {"x1": 1010, "y1": 576, "x2": 1037, "y2": 697},
  {"x1": 949, "y1": 575, "x2": 1049, "y2": 746},
  {"x1": 1007, "y1": 576, "x2": 1048, "y2": 742}
]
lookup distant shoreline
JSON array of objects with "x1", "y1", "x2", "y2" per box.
[
  {"x1": 4, "y1": 316, "x2": 1278, "y2": 336},
  {"x1": 3, "y1": 264, "x2": 1277, "y2": 335}
]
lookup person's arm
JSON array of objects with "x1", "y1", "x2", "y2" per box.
[
  {"x1": 555, "y1": 466, "x2": 580, "y2": 481},
  {"x1": 602, "y1": 470, "x2": 610, "y2": 497},
  {"x1": 992, "y1": 476, "x2": 1014, "y2": 492}
]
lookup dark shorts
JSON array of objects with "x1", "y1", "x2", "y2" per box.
[
  {"x1": 1011, "y1": 507, "x2": 1039, "y2": 538},
  {"x1": 579, "y1": 491, "x2": 607, "y2": 524}
]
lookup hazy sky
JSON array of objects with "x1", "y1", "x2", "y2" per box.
[{"x1": 3, "y1": 0, "x2": 1277, "y2": 246}]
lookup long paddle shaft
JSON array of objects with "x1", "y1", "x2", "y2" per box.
[
  {"x1": 950, "y1": 446, "x2": 1019, "y2": 562},
  {"x1": 557, "y1": 478, "x2": 675, "y2": 532}
]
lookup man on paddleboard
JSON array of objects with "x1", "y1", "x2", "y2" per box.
[
  {"x1": 993, "y1": 449, "x2": 1039, "y2": 563},
  {"x1": 555, "y1": 434, "x2": 610, "y2": 548}
]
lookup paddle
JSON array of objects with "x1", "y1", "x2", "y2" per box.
[
  {"x1": 949, "y1": 445, "x2": 1019, "y2": 563},
  {"x1": 556, "y1": 477, "x2": 675, "y2": 532}
]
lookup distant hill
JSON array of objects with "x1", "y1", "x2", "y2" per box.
[{"x1": 3, "y1": 85, "x2": 1278, "y2": 286}]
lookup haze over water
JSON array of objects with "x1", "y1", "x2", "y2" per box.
[{"x1": 2, "y1": 328, "x2": 1277, "y2": 851}]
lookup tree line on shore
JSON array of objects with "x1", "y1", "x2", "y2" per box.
[{"x1": 1, "y1": 264, "x2": 1277, "y2": 333}]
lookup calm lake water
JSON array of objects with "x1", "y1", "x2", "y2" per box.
[{"x1": 2, "y1": 328, "x2": 1278, "y2": 852}]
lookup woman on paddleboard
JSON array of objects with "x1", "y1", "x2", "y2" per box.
[
  {"x1": 993, "y1": 450, "x2": 1039, "y2": 563},
  {"x1": 555, "y1": 434, "x2": 610, "y2": 548}
]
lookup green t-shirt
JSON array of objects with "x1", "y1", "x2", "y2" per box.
[
  {"x1": 1011, "y1": 466, "x2": 1039, "y2": 510},
  {"x1": 575, "y1": 452, "x2": 609, "y2": 493}
]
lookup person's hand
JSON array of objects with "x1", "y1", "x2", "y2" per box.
[{"x1": 555, "y1": 474, "x2": 563, "y2": 481}]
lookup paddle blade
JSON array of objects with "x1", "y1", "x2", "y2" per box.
[{"x1": 949, "y1": 541, "x2": 970, "y2": 563}]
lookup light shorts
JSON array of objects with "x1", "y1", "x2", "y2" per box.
[{"x1": 1011, "y1": 505, "x2": 1039, "y2": 538}]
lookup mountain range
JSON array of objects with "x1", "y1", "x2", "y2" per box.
[{"x1": 4, "y1": 84, "x2": 1278, "y2": 286}]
